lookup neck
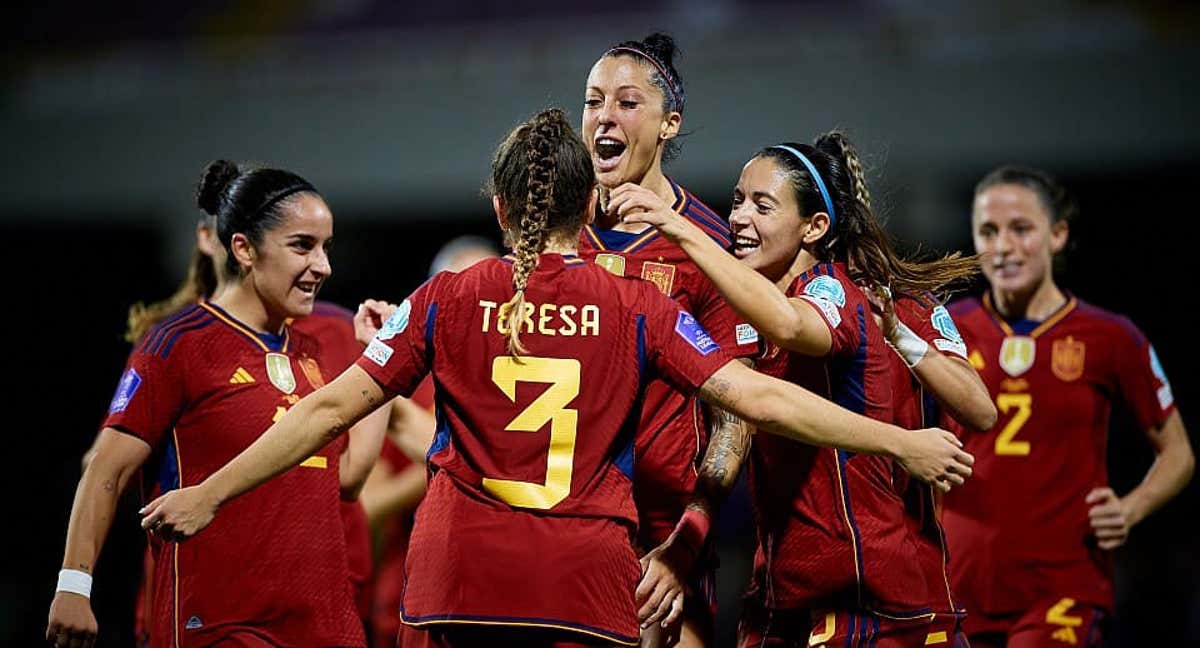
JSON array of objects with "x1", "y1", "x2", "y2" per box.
[
  {"x1": 596, "y1": 164, "x2": 674, "y2": 232},
  {"x1": 212, "y1": 279, "x2": 286, "y2": 334},
  {"x1": 991, "y1": 274, "x2": 1066, "y2": 322},
  {"x1": 773, "y1": 249, "x2": 820, "y2": 292},
  {"x1": 541, "y1": 236, "x2": 579, "y2": 256}
]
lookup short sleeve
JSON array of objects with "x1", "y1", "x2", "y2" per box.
[
  {"x1": 899, "y1": 299, "x2": 968, "y2": 360},
  {"x1": 794, "y1": 273, "x2": 860, "y2": 357},
  {"x1": 354, "y1": 276, "x2": 440, "y2": 397},
  {"x1": 693, "y1": 280, "x2": 760, "y2": 360},
  {"x1": 1112, "y1": 320, "x2": 1176, "y2": 430},
  {"x1": 642, "y1": 286, "x2": 731, "y2": 393},
  {"x1": 101, "y1": 346, "x2": 187, "y2": 451}
]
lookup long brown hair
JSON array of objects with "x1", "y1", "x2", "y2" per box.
[
  {"x1": 486, "y1": 108, "x2": 594, "y2": 356},
  {"x1": 124, "y1": 223, "x2": 219, "y2": 343},
  {"x1": 760, "y1": 131, "x2": 978, "y2": 301}
]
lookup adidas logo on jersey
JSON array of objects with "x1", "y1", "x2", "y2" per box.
[{"x1": 229, "y1": 367, "x2": 255, "y2": 384}]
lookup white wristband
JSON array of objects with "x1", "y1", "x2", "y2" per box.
[
  {"x1": 890, "y1": 321, "x2": 929, "y2": 368},
  {"x1": 57, "y1": 569, "x2": 93, "y2": 598}
]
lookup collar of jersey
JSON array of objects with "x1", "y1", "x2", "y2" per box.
[
  {"x1": 499, "y1": 253, "x2": 587, "y2": 268},
  {"x1": 583, "y1": 177, "x2": 687, "y2": 253},
  {"x1": 198, "y1": 299, "x2": 291, "y2": 353},
  {"x1": 982, "y1": 291, "x2": 1077, "y2": 338}
]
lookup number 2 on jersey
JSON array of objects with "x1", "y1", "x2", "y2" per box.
[
  {"x1": 483, "y1": 356, "x2": 580, "y2": 509},
  {"x1": 995, "y1": 393, "x2": 1032, "y2": 456}
]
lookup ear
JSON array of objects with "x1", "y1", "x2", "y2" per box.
[
  {"x1": 801, "y1": 212, "x2": 832, "y2": 245},
  {"x1": 659, "y1": 111, "x2": 682, "y2": 142},
  {"x1": 195, "y1": 219, "x2": 219, "y2": 258},
  {"x1": 1049, "y1": 218, "x2": 1069, "y2": 255},
  {"x1": 229, "y1": 232, "x2": 256, "y2": 272},
  {"x1": 493, "y1": 195, "x2": 509, "y2": 231}
]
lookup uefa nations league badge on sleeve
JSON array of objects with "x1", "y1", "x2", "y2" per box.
[
  {"x1": 109, "y1": 368, "x2": 142, "y2": 413},
  {"x1": 676, "y1": 312, "x2": 719, "y2": 356}
]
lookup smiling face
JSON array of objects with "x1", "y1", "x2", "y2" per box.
[
  {"x1": 582, "y1": 54, "x2": 679, "y2": 189},
  {"x1": 972, "y1": 183, "x2": 1067, "y2": 296},
  {"x1": 729, "y1": 156, "x2": 809, "y2": 281},
  {"x1": 238, "y1": 192, "x2": 334, "y2": 320}
]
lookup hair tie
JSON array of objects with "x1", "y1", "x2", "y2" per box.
[
  {"x1": 770, "y1": 145, "x2": 837, "y2": 227},
  {"x1": 606, "y1": 46, "x2": 682, "y2": 112}
]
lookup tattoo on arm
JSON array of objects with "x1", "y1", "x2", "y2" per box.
[
  {"x1": 691, "y1": 406, "x2": 752, "y2": 516},
  {"x1": 102, "y1": 479, "x2": 115, "y2": 492}
]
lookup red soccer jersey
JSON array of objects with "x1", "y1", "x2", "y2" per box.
[
  {"x1": 749, "y1": 262, "x2": 929, "y2": 614},
  {"x1": 579, "y1": 179, "x2": 759, "y2": 547},
  {"x1": 291, "y1": 301, "x2": 374, "y2": 623},
  {"x1": 887, "y1": 295, "x2": 970, "y2": 616},
  {"x1": 355, "y1": 254, "x2": 731, "y2": 645},
  {"x1": 942, "y1": 293, "x2": 1176, "y2": 615},
  {"x1": 103, "y1": 300, "x2": 363, "y2": 648}
]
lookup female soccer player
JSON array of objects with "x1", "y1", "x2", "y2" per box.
[
  {"x1": 942, "y1": 166, "x2": 1194, "y2": 647},
  {"x1": 47, "y1": 161, "x2": 369, "y2": 648},
  {"x1": 619, "y1": 132, "x2": 985, "y2": 646},
  {"x1": 580, "y1": 33, "x2": 759, "y2": 647},
  {"x1": 138, "y1": 109, "x2": 972, "y2": 648}
]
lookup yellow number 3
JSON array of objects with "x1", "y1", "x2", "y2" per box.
[
  {"x1": 483, "y1": 356, "x2": 580, "y2": 509},
  {"x1": 995, "y1": 393, "x2": 1032, "y2": 456}
]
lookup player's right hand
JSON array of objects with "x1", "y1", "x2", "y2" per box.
[
  {"x1": 898, "y1": 428, "x2": 974, "y2": 492},
  {"x1": 354, "y1": 299, "x2": 398, "y2": 346},
  {"x1": 46, "y1": 592, "x2": 97, "y2": 648},
  {"x1": 636, "y1": 536, "x2": 692, "y2": 630}
]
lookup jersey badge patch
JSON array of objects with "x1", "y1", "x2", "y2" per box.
[
  {"x1": 377, "y1": 299, "x2": 412, "y2": 341},
  {"x1": 736, "y1": 323, "x2": 759, "y2": 346},
  {"x1": 803, "y1": 275, "x2": 846, "y2": 306},
  {"x1": 999, "y1": 335, "x2": 1036, "y2": 377},
  {"x1": 265, "y1": 353, "x2": 297, "y2": 394},
  {"x1": 595, "y1": 253, "x2": 626, "y2": 276},
  {"x1": 1051, "y1": 336, "x2": 1085, "y2": 382},
  {"x1": 299, "y1": 356, "x2": 325, "y2": 389},
  {"x1": 365, "y1": 338, "x2": 394, "y2": 366},
  {"x1": 108, "y1": 368, "x2": 142, "y2": 414},
  {"x1": 1149, "y1": 345, "x2": 1174, "y2": 409},
  {"x1": 931, "y1": 305, "x2": 968, "y2": 357},
  {"x1": 641, "y1": 261, "x2": 676, "y2": 295},
  {"x1": 675, "y1": 311, "x2": 719, "y2": 356}
]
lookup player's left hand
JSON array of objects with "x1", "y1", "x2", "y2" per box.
[
  {"x1": 139, "y1": 485, "x2": 220, "y2": 541},
  {"x1": 609, "y1": 183, "x2": 690, "y2": 242},
  {"x1": 354, "y1": 299, "x2": 398, "y2": 346},
  {"x1": 864, "y1": 284, "x2": 899, "y2": 341},
  {"x1": 636, "y1": 536, "x2": 691, "y2": 629},
  {"x1": 1086, "y1": 487, "x2": 1132, "y2": 550}
]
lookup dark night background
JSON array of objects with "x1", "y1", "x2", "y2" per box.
[{"x1": 4, "y1": 1, "x2": 1197, "y2": 645}]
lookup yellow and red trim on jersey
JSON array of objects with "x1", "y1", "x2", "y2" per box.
[
  {"x1": 582, "y1": 181, "x2": 687, "y2": 253},
  {"x1": 400, "y1": 614, "x2": 639, "y2": 646},
  {"x1": 198, "y1": 300, "x2": 291, "y2": 353},
  {"x1": 982, "y1": 293, "x2": 1077, "y2": 339}
]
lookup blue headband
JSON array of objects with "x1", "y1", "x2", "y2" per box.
[{"x1": 769, "y1": 145, "x2": 837, "y2": 227}]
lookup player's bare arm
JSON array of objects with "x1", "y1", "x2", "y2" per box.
[
  {"x1": 338, "y1": 403, "x2": 390, "y2": 500},
  {"x1": 697, "y1": 360, "x2": 973, "y2": 490},
  {"x1": 140, "y1": 364, "x2": 393, "y2": 539},
  {"x1": 1088, "y1": 410, "x2": 1194, "y2": 550},
  {"x1": 48, "y1": 429, "x2": 150, "y2": 648},
  {"x1": 614, "y1": 182, "x2": 833, "y2": 356}
]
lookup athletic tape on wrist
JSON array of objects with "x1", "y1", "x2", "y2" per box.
[
  {"x1": 57, "y1": 569, "x2": 93, "y2": 598},
  {"x1": 891, "y1": 321, "x2": 929, "y2": 367}
]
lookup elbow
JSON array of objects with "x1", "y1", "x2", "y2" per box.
[{"x1": 972, "y1": 401, "x2": 999, "y2": 432}]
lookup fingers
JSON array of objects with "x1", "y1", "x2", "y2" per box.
[
  {"x1": 1085, "y1": 487, "x2": 1115, "y2": 504},
  {"x1": 662, "y1": 591, "x2": 685, "y2": 627},
  {"x1": 635, "y1": 565, "x2": 657, "y2": 602},
  {"x1": 637, "y1": 582, "x2": 666, "y2": 622},
  {"x1": 941, "y1": 429, "x2": 965, "y2": 449},
  {"x1": 644, "y1": 585, "x2": 677, "y2": 628}
]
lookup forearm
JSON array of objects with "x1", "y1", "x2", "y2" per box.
[
  {"x1": 689, "y1": 405, "x2": 752, "y2": 520},
  {"x1": 360, "y1": 463, "x2": 427, "y2": 526},
  {"x1": 911, "y1": 354, "x2": 997, "y2": 432},
  {"x1": 673, "y1": 223, "x2": 813, "y2": 349},
  {"x1": 1124, "y1": 413, "x2": 1194, "y2": 526},
  {"x1": 387, "y1": 397, "x2": 435, "y2": 465},
  {"x1": 61, "y1": 460, "x2": 137, "y2": 574},
  {"x1": 205, "y1": 367, "x2": 386, "y2": 506},
  {"x1": 340, "y1": 404, "x2": 390, "y2": 499}
]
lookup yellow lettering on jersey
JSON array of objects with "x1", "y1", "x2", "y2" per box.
[
  {"x1": 808, "y1": 612, "x2": 835, "y2": 646},
  {"x1": 558, "y1": 305, "x2": 578, "y2": 335},
  {"x1": 479, "y1": 300, "x2": 498, "y2": 333},
  {"x1": 1001, "y1": 378, "x2": 1029, "y2": 392},
  {"x1": 482, "y1": 301, "x2": 599, "y2": 338},
  {"x1": 1051, "y1": 628, "x2": 1078, "y2": 645},
  {"x1": 925, "y1": 631, "x2": 948, "y2": 645},
  {"x1": 995, "y1": 393, "x2": 1033, "y2": 456},
  {"x1": 580, "y1": 305, "x2": 600, "y2": 336},
  {"x1": 968, "y1": 349, "x2": 985, "y2": 371}
]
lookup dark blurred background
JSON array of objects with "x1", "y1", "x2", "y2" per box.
[{"x1": 4, "y1": 1, "x2": 1197, "y2": 645}]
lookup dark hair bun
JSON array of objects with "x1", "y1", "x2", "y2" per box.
[
  {"x1": 640, "y1": 32, "x2": 679, "y2": 67},
  {"x1": 196, "y1": 159, "x2": 240, "y2": 215}
]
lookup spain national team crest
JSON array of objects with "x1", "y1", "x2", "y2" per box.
[
  {"x1": 1051, "y1": 336, "x2": 1085, "y2": 382},
  {"x1": 641, "y1": 262, "x2": 677, "y2": 295},
  {"x1": 999, "y1": 336, "x2": 1036, "y2": 377},
  {"x1": 595, "y1": 253, "x2": 626, "y2": 276},
  {"x1": 265, "y1": 353, "x2": 297, "y2": 394},
  {"x1": 299, "y1": 356, "x2": 325, "y2": 389}
]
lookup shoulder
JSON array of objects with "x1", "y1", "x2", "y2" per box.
[
  {"x1": 947, "y1": 294, "x2": 983, "y2": 319},
  {"x1": 1071, "y1": 298, "x2": 1147, "y2": 345},
  {"x1": 795, "y1": 263, "x2": 855, "y2": 306},
  {"x1": 293, "y1": 301, "x2": 355, "y2": 337},
  {"x1": 676, "y1": 184, "x2": 732, "y2": 248},
  {"x1": 134, "y1": 303, "x2": 219, "y2": 360}
]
